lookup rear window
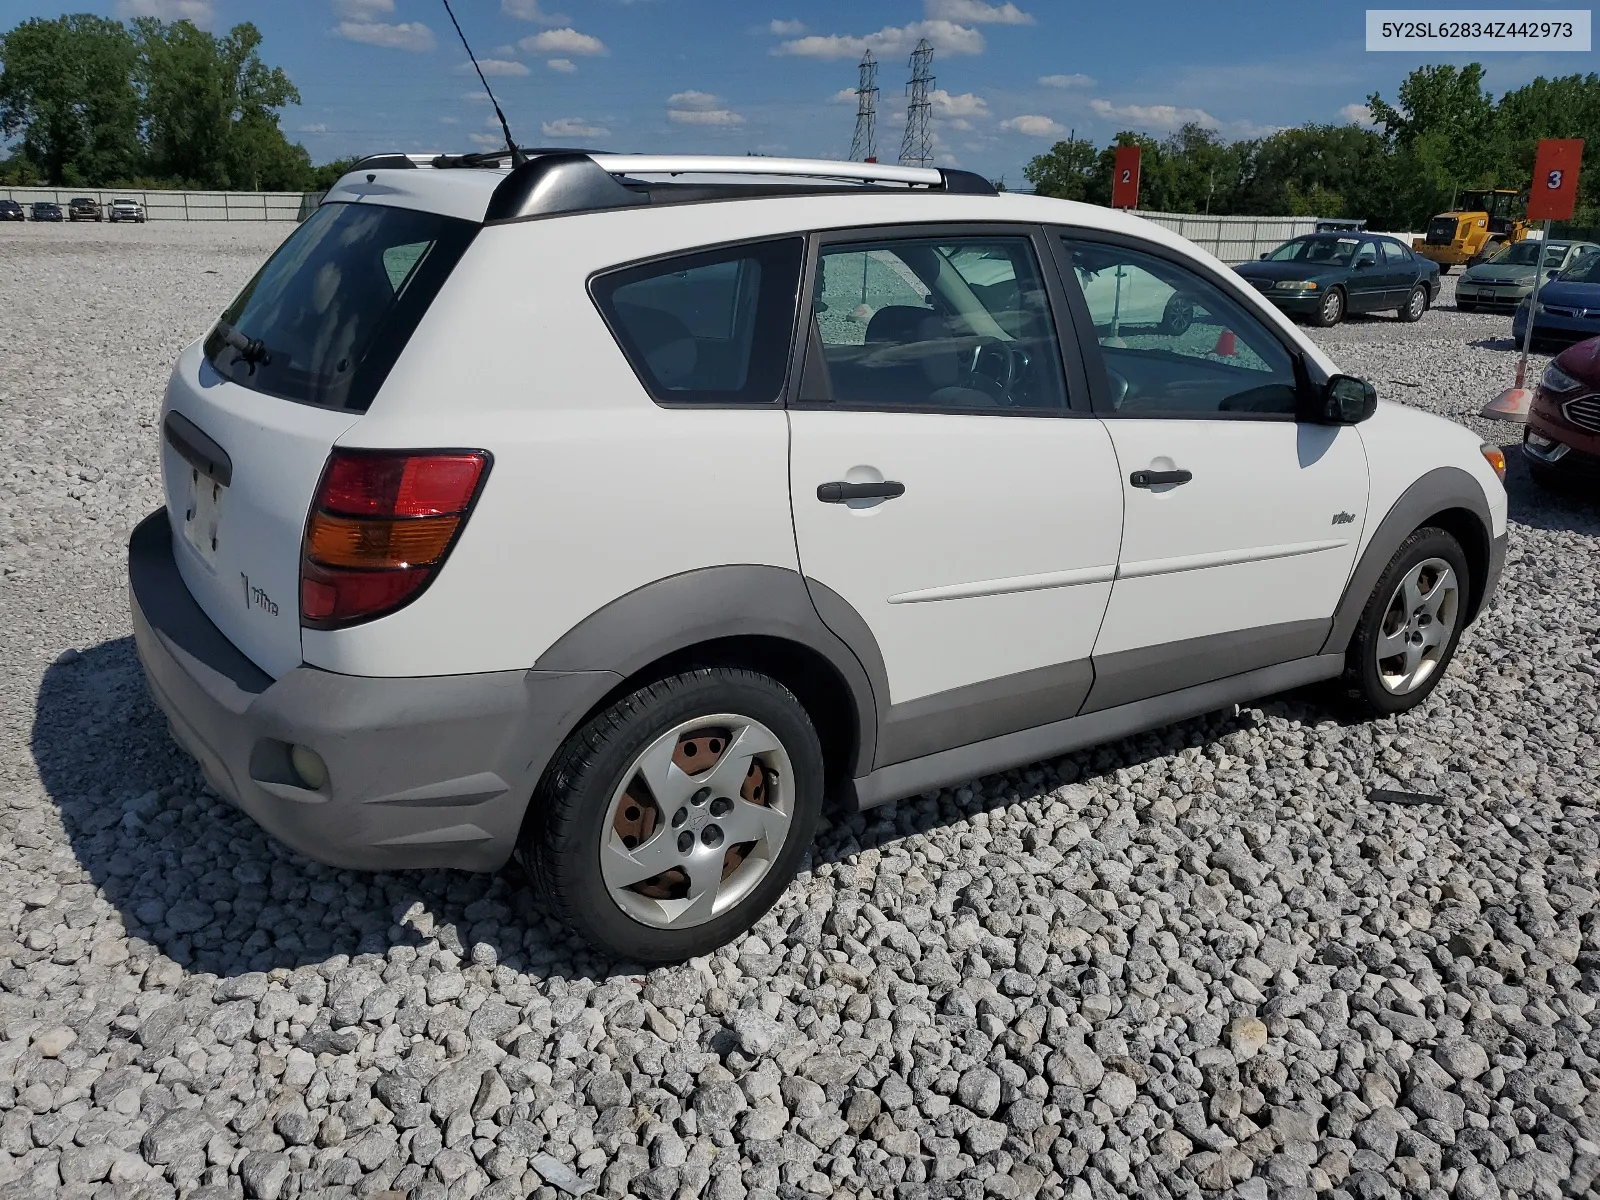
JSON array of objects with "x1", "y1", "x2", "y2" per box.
[
  {"x1": 204, "y1": 201, "x2": 476, "y2": 411},
  {"x1": 591, "y1": 238, "x2": 804, "y2": 405}
]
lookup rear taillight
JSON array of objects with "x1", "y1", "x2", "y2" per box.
[{"x1": 301, "y1": 450, "x2": 489, "y2": 628}]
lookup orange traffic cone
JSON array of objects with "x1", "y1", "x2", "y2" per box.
[{"x1": 1481, "y1": 357, "x2": 1532, "y2": 422}]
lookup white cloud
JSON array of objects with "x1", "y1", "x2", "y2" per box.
[
  {"x1": 461, "y1": 91, "x2": 490, "y2": 101},
  {"x1": 1340, "y1": 103, "x2": 1375, "y2": 126},
  {"x1": 925, "y1": 0, "x2": 1032, "y2": 25},
  {"x1": 667, "y1": 90, "x2": 721, "y2": 110},
  {"x1": 930, "y1": 89, "x2": 989, "y2": 119},
  {"x1": 830, "y1": 88, "x2": 859, "y2": 105},
  {"x1": 999, "y1": 114, "x2": 1066, "y2": 137},
  {"x1": 468, "y1": 133, "x2": 505, "y2": 148},
  {"x1": 666, "y1": 92, "x2": 745, "y2": 126},
  {"x1": 541, "y1": 117, "x2": 610, "y2": 138},
  {"x1": 546, "y1": 58, "x2": 577, "y2": 73},
  {"x1": 776, "y1": 20, "x2": 984, "y2": 59},
  {"x1": 333, "y1": 0, "x2": 391, "y2": 17},
  {"x1": 1090, "y1": 99, "x2": 1218, "y2": 130},
  {"x1": 502, "y1": 0, "x2": 568, "y2": 22},
  {"x1": 298, "y1": 123, "x2": 329, "y2": 133},
  {"x1": 1039, "y1": 73, "x2": 1093, "y2": 88},
  {"x1": 520, "y1": 28, "x2": 607, "y2": 55},
  {"x1": 769, "y1": 19, "x2": 806, "y2": 35},
  {"x1": 467, "y1": 58, "x2": 530, "y2": 76},
  {"x1": 670, "y1": 109, "x2": 745, "y2": 126},
  {"x1": 336, "y1": 20, "x2": 436, "y2": 52},
  {"x1": 115, "y1": 0, "x2": 213, "y2": 20}
]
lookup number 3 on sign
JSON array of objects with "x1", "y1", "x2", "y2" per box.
[{"x1": 1547, "y1": 169, "x2": 1564, "y2": 190}]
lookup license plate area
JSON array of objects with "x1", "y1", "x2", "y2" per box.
[{"x1": 182, "y1": 466, "x2": 226, "y2": 566}]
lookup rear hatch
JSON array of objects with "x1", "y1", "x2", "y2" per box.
[{"x1": 160, "y1": 199, "x2": 478, "y2": 678}]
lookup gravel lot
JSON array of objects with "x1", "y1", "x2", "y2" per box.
[{"x1": 1, "y1": 219, "x2": 1597, "y2": 1200}]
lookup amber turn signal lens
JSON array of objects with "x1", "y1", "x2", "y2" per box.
[
  {"x1": 1479, "y1": 443, "x2": 1507, "y2": 482},
  {"x1": 307, "y1": 512, "x2": 460, "y2": 569}
]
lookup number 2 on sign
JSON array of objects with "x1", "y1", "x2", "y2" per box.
[{"x1": 1121, "y1": 169, "x2": 1132, "y2": 183}]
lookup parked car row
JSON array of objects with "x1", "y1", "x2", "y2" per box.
[
  {"x1": 1233, "y1": 233, "x2": 1440, "y2": 327},
  {"x1": 0, "y1": 197, "x2": 146, "y2": 223}
]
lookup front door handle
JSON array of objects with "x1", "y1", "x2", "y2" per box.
[
  {"x1": 817, "y1": 480, "x2": 906, "y2": 503},
  {"x1": 1130, "y1": 469, "x2": 1192, "y2": 488}
]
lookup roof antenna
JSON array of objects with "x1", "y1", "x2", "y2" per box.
[{"x1": 440, "y1": 0, "x2": 525, "y2": 166}]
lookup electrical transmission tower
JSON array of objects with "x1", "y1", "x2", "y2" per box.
[
  {"x1": 849, "y1": 51, "x2": 879, "y2": 162},
  {"x1": 899, "y1": 39, "x2": 934, "y2": 167}
]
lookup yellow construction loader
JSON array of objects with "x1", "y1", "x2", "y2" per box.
[{"x1": 1412, "y1": 188, "x2": 1529, "y2": 273}]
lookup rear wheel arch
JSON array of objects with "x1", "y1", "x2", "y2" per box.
[{"x1": 529, "y1": 565, "x2": 883, "y2": 788}]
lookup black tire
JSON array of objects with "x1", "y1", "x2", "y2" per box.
[
  {"x1": 1311, "y1": 286, "x2": 1345, "y2": 327},
  {"x1": 521, "y1": 667, "x2": 824, "y2": 963},
  {"x1": 1438, "y1": 265, "x2": 1453, "y2": 276},
  {"x1": 1341, "y1": 527, "x2": 1471, "y2": 717},
  {"x1": 1399, "y1": 284, "x2": 1429, "y2": 322}
]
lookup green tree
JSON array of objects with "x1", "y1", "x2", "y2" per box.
[
  {"x1": 1492, "y1": 73, "x2": 1600, "y2": 224},
  {"x1": 0, "y1": 14, "x2": 140, "y2": 185},
  {"x1": 1023, "y1": 135, "x2": 1098, "y2": 202},
  {"x1": 133, "y1": 18, "x2": 304, "y2": 189}
]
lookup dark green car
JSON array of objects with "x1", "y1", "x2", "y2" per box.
[{"x1": 1233, "y1": 233, "x2": 1442, "y2": 327}]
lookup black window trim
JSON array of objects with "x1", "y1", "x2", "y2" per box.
[
  {"x1": 1046, "y1": 225, "x2": 1326, "y2": 423},
  {"x1": 586, "y1": 233, "x2": 807, "y2": 411},
  {"x1": 791, "y1": 221, "x2": 1095, "y2": 419}
]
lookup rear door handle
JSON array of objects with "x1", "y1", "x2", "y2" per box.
[
  {"x1": 817, "y1": 480, "x2": 906, "y2": 503},
  {"x1": 1129, "y1": 469, "x2": 1192, "y2": 488}
]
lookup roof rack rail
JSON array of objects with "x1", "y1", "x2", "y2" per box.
[
  {"x1": 483, "y1": 153, "x2": 996, "y2": 223},
  {"x1": 350, "y1": 152, "x2": 433, "y2": 171}
]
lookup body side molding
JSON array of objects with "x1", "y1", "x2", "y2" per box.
[{"x1": 850, "y1": 653, "x2": 1345, "y2": 810}]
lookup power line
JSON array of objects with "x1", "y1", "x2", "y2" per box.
[
  {"x1": 899, "y1": 39, "x2": 934, "y2": 168},
  {"x1": 849, "y1": 51, "x2": 878, "y2": 163}
]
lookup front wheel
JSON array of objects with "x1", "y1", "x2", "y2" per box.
[
  {"x1": 522, "y1": 667, "x2": 823, "y2": 962},
  {"x1": 1342, "y1": 527, "x2": 1470, "y2": 717},
  {"x1": 1312, "y1": 286, "x2": 1346, "y2": 327},
  {"x1": 1400, "y1": 284, "x2": 1429, "y2": 322}
]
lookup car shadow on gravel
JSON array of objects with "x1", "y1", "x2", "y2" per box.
[
  {"x1": 1498, "y1": 441, "x2": 1600, "y2": 533},
  {"x1": 30, "y1": 636, "x2": 617, "y2": 983},
  {"x1": 32, "y1": 633, "x2": 1345, "y2": 984}
]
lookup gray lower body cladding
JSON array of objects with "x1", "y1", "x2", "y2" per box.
[{"x1": 128, "y1": 508, "x2": 619, "y2": 872}]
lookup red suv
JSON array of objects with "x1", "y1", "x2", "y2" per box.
[{"x1": 1526, "y1": 336, "x2": 1600, "y2": 491}]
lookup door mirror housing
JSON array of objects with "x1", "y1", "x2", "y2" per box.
[
  {"x1": 1259, "y1": 252, "x2": 1270, "y2": 260},
  {"x1": 1318, "y1": 374, "x2": 1378, "y2": 424}
]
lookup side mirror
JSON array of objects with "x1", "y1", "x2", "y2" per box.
[
  {"x1": 1259, "y1": 252, "x2": 1269, "y2": 260},
  {"x1": 1321, "y1": 374, "x2": 1377, "y2": 424},
  {"x1": 1547, "y1": 270, "x2": 1561, "y2": 282},
  {"x1": 1355, "y1": 258, "x2": 1373, "y2": 270}
]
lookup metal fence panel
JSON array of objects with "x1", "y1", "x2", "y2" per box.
[
  {"x1": 1134, "y1": 210, "x2": 1320, "y2": 264},
  {"x1": 0, "y1": 186, "x2": 321, "y2": 222}
]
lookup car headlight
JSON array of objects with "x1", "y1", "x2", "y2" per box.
[
  {"x1": 1542, "y1": 363, "x2": 1582, "y2": 393},
  {"x1": 1479, "y1": 443, "x2": 1507, "y2": 482},
  {"x1": 1274, "y1": 281, "x2": 1319, "y2": 292}
]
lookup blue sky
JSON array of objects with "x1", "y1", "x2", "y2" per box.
[{"x1": 4, "y1": 0, "x2": 1592, "y2": 180}]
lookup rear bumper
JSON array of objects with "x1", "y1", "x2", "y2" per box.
[{"x1": 128, "y1": 508, "x2": 620, "y2": 872}]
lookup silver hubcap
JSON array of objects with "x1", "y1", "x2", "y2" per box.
[
  {"x1": 1323, "y1": 291, "x2": 1341, "y2": 320},
  {"x1": 1409, "y1": 289, "x2": 1425, "y2": 318},
  {"x1": 600, "y1": 714, "x2": 793, "y2": 930},
  {"x1": 1376, "y1": 557, "x2": 1459, "y2": 694}
]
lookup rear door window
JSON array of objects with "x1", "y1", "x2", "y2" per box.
[
  {"x1": 204, "y1": 201, "x2": 477, "y2": 411},
  {"x1": 592, "y1": 238, "x2": 804, "y2": 405}
]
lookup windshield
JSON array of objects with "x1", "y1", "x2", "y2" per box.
[
  {"x1": 1558, "y1": 249, "x2": 1600, "y2": 284},
  {"x1": 1490, "y1": 242, "x2": 1564, "y2": 268},
  {"x1": 204, "y1": 201, "x2": 476, "y2": 411},
  {"x1": 1266, "y1": 236, "x2": 1361, "y2": 266}
]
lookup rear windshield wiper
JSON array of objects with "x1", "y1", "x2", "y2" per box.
[{"x1": 215, "y1": 321, "x2": 272, "y2": 366}]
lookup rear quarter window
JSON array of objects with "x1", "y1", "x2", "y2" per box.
[
  {"x1": 591, "y1": 238, "x2": 804, "y2": 405},
  {"x1": 204, "y1": 202, "x2": 477, "y2": 412}
]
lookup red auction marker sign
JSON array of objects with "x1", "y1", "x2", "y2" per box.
[
  {"x1": 1482, "y1": 137, "x2": 1586, "y2": 422},
  {"x1": 1111, "y1": 146, "x2": 1141, "y2": 210},
  {"x1": 1529, "y1": 138, "x2": 1584, "y2": 222}
]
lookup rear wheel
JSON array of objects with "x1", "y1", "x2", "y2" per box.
[
  {"x1": 1399, "y1": 284, "x2": 1429, "y2": 322},
  {"x1": 1342, "y1": 527, "x2": 1470, "y2": 716},
  {"x1": 1312, "y1": 286, "x2": 1345, "y2": 327},
  {"x1": 522, "y1": 667, "x2": 823, "y2": 962}
]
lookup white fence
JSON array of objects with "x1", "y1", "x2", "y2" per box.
[
  {"x1": 1135, "y1": 211, "x2": 1320, "y2": 264},
  {"x1": 1, "y1": 186, "x2": 319, "y2": 222}
]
